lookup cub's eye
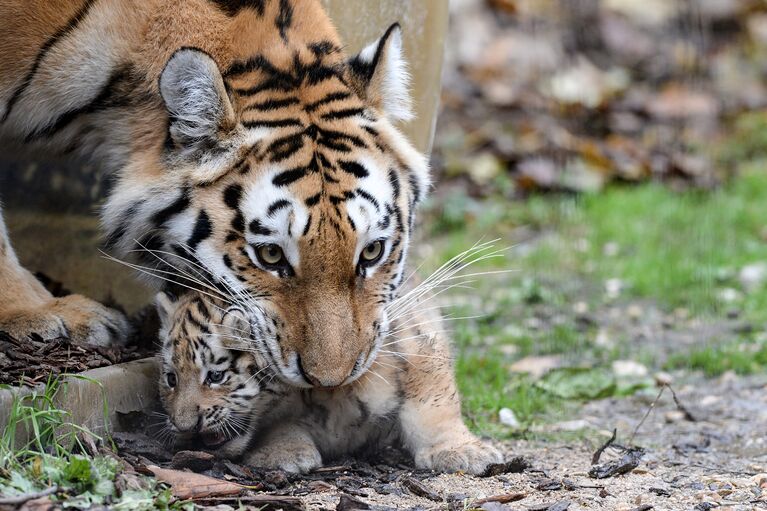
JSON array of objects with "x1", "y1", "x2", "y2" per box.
[
  {"x1": 256, "y1": 244, "x2": 286, "y2": 267},
  {"x1": 206, "y1": 370, "x2": 225, "y2": 384},
  {"x1": 166, "y1": 372, "x2": 177, "y2": 388},
  {"x1": 359, "y1": 240, "x2": 384, "y2": 266}
]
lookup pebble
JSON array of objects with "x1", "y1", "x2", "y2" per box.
[
  {"x1": 594, "y1": 329, "x2": 614, "y2": 348},
  {"x1": 664, "y1": 410, "x2": 686, "y2": 423},
  {"x1": 654, "y1": 371, "x2": 673, "y2": 386},
  {"x1": 603, "y1": 242, "x2": 620, "y2": 257},
  {"x1": 718, "y1": 287, "x2": 743, "y2": 303},
  {"x1": 626, "y1": 304, "x2": 643, "y2": 320},
  {"x1": 510, "y1": 355, "x2": 561, "y2": 378},
  {"x1": 739, "y1": 262, "x2": 767, "y2": 291},
  {"x1": 612, "y1": 360, "x2": 649, "y2": 378},
  {"x1": 605, "y1": 278, "x2": 625, "y2": 299},
  {"x1": 699, "y1": 395, "x2": 720, "y2": 407},
  {"x1": 499, "y1": 408, "x2": 520, "y2": 428},
  {"x1": 573, "y1": 301, "x2": 589, "y2": 315}
]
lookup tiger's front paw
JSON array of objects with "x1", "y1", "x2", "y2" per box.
[
  {"x1": 245, "y1": 439, "x2": 322, "y2": 474},
  {"x1": 0, "y1": 294, "x2": 130, "y2": 347},
  {"x1": 415, "y1": 436, "x2": 504, "y2": 475}
]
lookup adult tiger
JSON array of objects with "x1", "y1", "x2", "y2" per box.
[{"x1": 0, "y1": 0, "x2": 429, "y2": 389}]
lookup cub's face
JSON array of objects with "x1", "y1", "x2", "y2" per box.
[
  {"x1": 156, "y1": 292, "x2": 275, "y2": 449},
  {"x1": 104, "y1": 25, "x2": 428, "y2": 388}
]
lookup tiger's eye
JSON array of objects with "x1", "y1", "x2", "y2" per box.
[
  {"x1": 258, "y1": 244, "x2": 284, "y2": 266},
  {"x1": 166, "y1": 372, "x2": 177, "y2": 388},
  {"x1": 361, "y1": 240, "x2": 384, "y2": 264},
  {"x1": 207, "y1": 370, "x2": 225, "y2": 384}
]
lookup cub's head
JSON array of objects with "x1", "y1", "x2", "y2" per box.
[
  {"x1": 105, "y1": 19, "x2": 428, "y2": 387},
  {"x1": 156, "y1": 291, "x2": 276, "y2": 450}
]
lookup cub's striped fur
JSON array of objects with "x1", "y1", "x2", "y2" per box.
[{"x1": 0, "y1": 1, "x2": 428, "y2": 390}]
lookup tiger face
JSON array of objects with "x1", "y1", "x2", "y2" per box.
[
  {"x1": 156, "y1": 292, "x2": 277, "y2": 450},
  {"x1": 104, "y1": 15, "x2": 429, "y2": 388}
]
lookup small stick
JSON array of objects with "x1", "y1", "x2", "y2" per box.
[
  {"x1": 0, "y1": 486, "x2": 58, "y2": 505},
  {"x1": 474, "y1": 493, "x2": 527, "y2": 505},
  {"x1": 629, "y1": 385, "x2": 666, "y2": 444},
  {"x1": 592, "y1": 428, "x2": 617, "y2": 465},
  {"x1": 668, "y1": 384, "x2": 696, "y2": 422}
]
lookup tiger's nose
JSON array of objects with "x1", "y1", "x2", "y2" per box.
[{"x1": 297, "y1": 353, "x2": 361, "y2": 388}]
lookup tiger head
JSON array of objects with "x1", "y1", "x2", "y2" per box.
[
  {"x1": 155, "y1": 291, "x2": 278, "y2": 450},
  {"x1": 103, "y1": 5, "x2": 429, "y2": 388}
]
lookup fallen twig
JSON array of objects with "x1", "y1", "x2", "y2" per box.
[
  {"x1": 592, "y1": 428, "x2": 617, "y2": 465},
  {"x1": 0, "y1": 486, "x2": 58, "y2": 505},
  {"x1": 474, "y1": 492, "x2": 527, "y2": 505},
  {"x1": 629, "y1": 386, "x2": 665, "y2": 444},
  {"x1": 668, "y1": 385, "x2": 696, "y2": 422}
]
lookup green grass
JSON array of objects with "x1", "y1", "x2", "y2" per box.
[
  {"x1": 455, "y1": 351, "x2": 559, "y2": 437},
  {"x1": 427, "y1": 166, "x2": 767, "y2": 319},
  {"x1": 0, "y1": 375, "x2": 189, "y2": 510},
  {"x1": 665, "y1": 339, "x2": 767, "y2": 376},
  {"x1": 424, "y1": 165, "x2": 767, "y2": 435}
]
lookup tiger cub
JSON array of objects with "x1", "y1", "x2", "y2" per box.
[
  {"x1": 155, "y1": 291, "x2": 291, "y2": 460},
  {"x1": 156, "y1": 291, "x2": 503, "y2": 475}
]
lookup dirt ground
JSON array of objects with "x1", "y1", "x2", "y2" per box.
[
  {"x1": 106, "y1": 370, "x2": 765, "y2": 511},
  {"x1": 273, "y1": 375, "x2": 761, "y2": 511}
]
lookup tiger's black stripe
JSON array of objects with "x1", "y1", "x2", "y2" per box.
[
  {"x1": 187, "y1": 210, "x2": 212, "y2": 250},
  {"x1": 267, "y1": 133, "x2": 304, "y2": 162},
  {"x1": 243, "y1": 97, "x2": 300, "y2": 112},
  {"x1": 320, "y1": 108, "x2": 365, "y2": 121},
  {"x1": 2, "y1": 0, "x2": 100, "y2": 123},
  {"x1": 211, "y1": 0, "x2": 266, "y2": 16},
  {"x1": 305, "y1": 91, "x2": 351, "y2": 112},
  {"x1": 243, "y1": 118, "x2": 303, "y2": 129},
  {"x1": 267, "y1": 199, "x2": 291, "y2": 217},
  {"x1": 24, "y1": 65, "x2": 134, "y2": 142},
  {"x1": 151, "y1": 190, "x2": 190, "y2": 227},
  {"x1": 339, "y1": 161, "x2": 369, "y2": 178},
  {"x1": 276, "y1": 0, "x2": 293, "y2": 41},
  {"x1": 272, "y1": 166, "x2": 308, "y2": 187}
]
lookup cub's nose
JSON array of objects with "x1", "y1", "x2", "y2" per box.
[{"x1": 171, "y1": 408, "x2": 201, "y2": 432}]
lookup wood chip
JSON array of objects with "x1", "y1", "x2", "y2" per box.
[
  {"x1": 401, "y1": 476, "x2": 442, "y2": 502},
  {"x1": 146, "y1": 465, "x2": 243, "y2": 500},
  {"x1": 474, "y1": 492, "x2": 527, "y2": 505}
]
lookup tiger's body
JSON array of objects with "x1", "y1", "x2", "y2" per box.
[
  {"x1": 0, "y1": 0, "x2": 500, "y2": 473},
  {"x1": 157, "y1": 291, "x2": 503, "y2": 474}
]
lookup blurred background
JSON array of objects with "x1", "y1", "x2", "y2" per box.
[
  {"x1": 416, "y1": 0, "x2": 767, "y2": 439},
  {"x1": 3, "y1": 0, "x2": 767, "y2": 442}
]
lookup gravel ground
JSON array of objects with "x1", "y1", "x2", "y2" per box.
[
  {"x1": 288, "y1": 373, "x2": 766, "y2": 510},
  {"x1": 109, "y1": 371, "x2": 767, "y2": 510}
]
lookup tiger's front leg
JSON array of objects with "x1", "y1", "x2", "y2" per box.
[
  {"x1": 0, "y1": 209, "x2": 130, "y2": 346},
  {"x1": 244, "y1": 422, "x2": 322, "y2": 474},
  {"x1": 395, "y1": 331, "x2": 503, "y2": 475}
]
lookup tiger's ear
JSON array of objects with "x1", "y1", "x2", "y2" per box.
[
  {"x1": 155, "y1": 291, "x2": 178, "y2": 333},
  {"x1": 159, "y1": 48, "x2": 236, "y2": 160},
  {"x1": 220, "y1": 307, "x2": 252, "y2": 351},
  {"x1": 347, "y1": 23, "x2": 413, "y2": 123}
]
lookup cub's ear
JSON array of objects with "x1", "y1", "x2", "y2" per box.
[
  {"x1": 220, "y1": 307, "x2": 252, "y2": 351},
  {"x1": 159, "y1": 48, "x2": 236, "y2": 161},
  {"x1": 155, "y1": 291, "x2": 178, "y2": 332},
  {"x1": 347, "y1": 23, "x2": 413, "y2": 123}
]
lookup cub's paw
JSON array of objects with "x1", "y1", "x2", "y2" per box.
[
  {"x1": 415, "y1": 437, "x2": 504, "y2": 475},
  {"x1": 245, "y1": 440, "x2": 322, "y2": 474},
  {"x1": 0, "y1": 294, "x2": 130, "y2": 347}
]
